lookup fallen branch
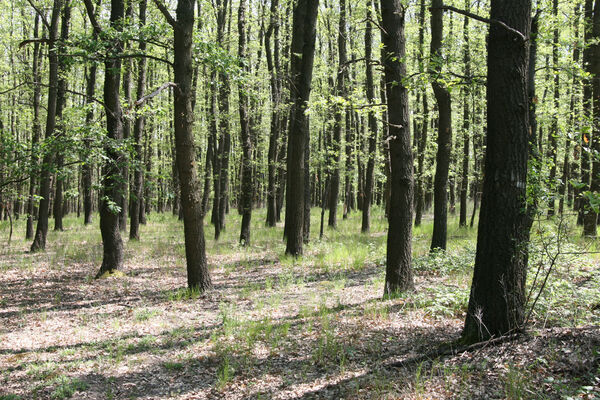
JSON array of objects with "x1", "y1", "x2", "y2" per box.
[{"x1": 387, "y1": 333, "x2": 521, "y2": 369}]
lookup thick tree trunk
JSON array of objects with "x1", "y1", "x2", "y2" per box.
[
  {"x1": 429, "y1": 0, "x2": 451, "y2": 252},
  {"x1": 463, "y1": 0, "x2": 532, "y2": 343},
  {"x1": 284, "y1": 0, "x2": 319, "y2": 256},
  {"x1": 169, "y1": 0, "x2": 212, "y2": 290},
  {"x1": 94, "y1": 0, "x2": 126, "y2": 277},
  {"x1": 380, "y1": 0, "x2": 414, "y2": 295},
  {"x1": 30, "y1": 0, "x2": 62, "y2": 252}
]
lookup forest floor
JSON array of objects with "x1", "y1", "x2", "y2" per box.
[{"x1": 0, "y1": 207, "x2": 599, "y2": 399}]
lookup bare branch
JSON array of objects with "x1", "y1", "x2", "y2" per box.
[
  {"x1": 132, "y1": 82, "x2": 177, "y2": 108},
  {"x1": 82, "y1": 0, "x2": 103, "y2": 35},
  {"x1": 19, "y1": 38, "x2": 50, "y2": 49},
  {"x1": 432, "y1": 5, "x2": 527, "y2": 43},
  {"x1": 25, "y1": 0, "x2": 50, "y2": 31},
  {"x1": 151, "y1": 0, "x2": 177, "y2": 28}
]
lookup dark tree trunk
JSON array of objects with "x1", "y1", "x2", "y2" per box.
[
  {"x1": 414, "y1": 0, "x2": 428, "y2": 227},
  {"x1": 53, "y1": 2, "x2": 71, "y2": 233},
  {"x1": 284, "y1": 0, "x2": 319, "y2": 256},
  {"x1": 547, "y1": 0, "x2": 559, "y2": 217},
  {"x1": 30, "y1": 0, "x2": 62, "y2": 252},
  {"x1": 87, "y1": 0, "x2": 126, "y2": 277},
  {"x1": 361, "y1": 0, "x2": 377, "y2": 233},
  {"x1": 463, "y1": 0, "x2": 532, "y2": 343},
  {"x1": 238, "y1": 0, "x2": 253, "y2": 246},
  {"x1": 129, "y1": 0, "x2": 147, "y2": 241},
  {"x1": 327, "y1": 0, "x2": 347, "y2": 228},
  {"x1": 303, "y1": 123, "x2": 311, "y2": 243},
  {"x1": 158, "y1": 0, "x2": 213, "y2": 290},
  {"x1": 380, "y1": 0, "x2": 414, "y2": 295},
  {"x1": 265, "y1": 0, "x2": 281, "y2": 227},
  {"x1": 429, "y1": 0, "x2": 451, "y2": 252},
  {"x1": 588, "y1": 0, "x2": 600, "y2": 235},
  {"x1": 583, "y1": 0, "x2": 596, "y2": 235},
  {"x1": 458, "y1": 0, "x2": 470, "y2": 228},
  {"x1": 83, "y1": 60, "x2": 97, "y2": 226},
  {"x1": 26, "y1": 15, "x2": 43, "y2": 239}
]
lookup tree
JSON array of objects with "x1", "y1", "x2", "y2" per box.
[
  {"x1": 30, "y1": 0, "x2": 63, "y2": 252},
  {"x1": 84, "y1": 0, "x2": 125, "y2": 277},
  {"x1": 237, "y1": 0, "x2": 253, "y2": 245},
  {"x1": 150, "y1": 0, "x2": 212, "y2": 290},
  {"x1": 361, "y1": 0, "x2": 377, "y2": 233},
  {"x1": 463, "y1": 0, "x2": 532, "y2": 343},
  {"x1": 429, "y1": 0, "x2": 452, "y2": 251},
  {"x1": 380, "y1": 0, "x2": 414, "y2": 295},
  {"x1": 284, "y1": 0, "x2": 319, "y2": 256}
]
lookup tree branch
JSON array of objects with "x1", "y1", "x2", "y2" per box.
[
  {"x1": 19, "y1": 38, "x2": 50, "y2": 49},
  {"x1": 132, "y1": 82, "x2": 177, "y2": 108},
  {"x1": 432, "y1": 5, "x2": 527, "y2": 43},
  {"x1": 82, "y1": 0, "x2": 103, "y2": 35},
  {"x1": 151, "y1": 0, "x2": 177, "y2": 28},
  {"x1": 25, "y1": 0, "x2": 50, "y2": 31}
]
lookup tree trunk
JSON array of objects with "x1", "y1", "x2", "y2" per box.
[
  {"x1": 92, "y1": 0, "x2": 126, "y2": 277},
  {"x1": 458, "y1": 0, "x2": 470, "y2": 228},
  {"x1": 583, "y1": 0, "x2": 596, "y2": 235},
  {"x1": 129, "y1": 0, "x2": 147, "y2": 241},
  {"x1": 361, "y1": 0, "x2": 377, "y2": 233},
  {"x1": 168, "y1": 0, "x2": 213, "y2": 290},
  {"x1": 284, "y1": 0, "x2": 319, "y2": 256},
  {"x1": 380, "y1": 0, "x2": 414, "y2": 295},
  {"x1": 463, "y1": 0, "x2": 532, "y2": 343},
  {"x1": 238, "y1": 0, "x2": 253, "y2": 245},
  {"x1": 26, "y1": 14, "x2": 43, "y2": 239},
  {"x1": 429, "y1": 0, "x2": 452, "y2": 252},
  {"x1": 30, "y1": 0, "x2": 63, "y2": 252}
]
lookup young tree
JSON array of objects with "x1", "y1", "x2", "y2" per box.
[
  {"x1": 238, "y1": 0, "x2": 253, "y2": 245},
  {"x1": 380, "y1": 0, "x2": 414, "y2": 295},
  {"x1": 284, "y1": 0, "x2": 319, "y2": 256},
  {"x1": 361, "y1": 0, "x2": 377, "y2": 233},
  {"x1": 463, "y1": 0, "x2": 532, "y2": 343}
]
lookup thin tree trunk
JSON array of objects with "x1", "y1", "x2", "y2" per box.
[{"x1": 429, "y1": 0, "x2": 452, "y2": 251}]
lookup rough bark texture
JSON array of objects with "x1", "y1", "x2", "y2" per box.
[
  {"x1": 463, "y1": 0, "x2": 532, "y2": 343},
  {"x1": 429, "y1": 0, "x2": 451, "y2": 251},
  {"x1": 380, "y1": 0, "x2": 414, "y2": 295},
  {"x1": 284, "y1": 0, "x2": 319, "y2": 256},
  {"x1": 170, "y1": 0, "x2": 212, "y2": 290},
  {"x1": 582, "y1": 0, "x2": 595, "y2": 235},
  {"x1": 30, "y1": 0, "x2": 62, "y2": 252},
  {"x1": 95, "y1": 0, "x2": 125, "y2": 277}
]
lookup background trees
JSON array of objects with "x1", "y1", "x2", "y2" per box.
[{"x1": 0, "y1": 0, "x2": 596, "y2": 339}]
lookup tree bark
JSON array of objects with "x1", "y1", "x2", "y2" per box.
[
  {"x1": 30, "y1": 0, "x2": 63, "y2": 252},
  {"x1": 237, "y1": 0, "x2": 253, "y2": 245},
  {"x1": 380, "y1": 0, "x2": 414, "y2": 295},
  {"x1": 429, "y1": 0, "x2": 452, "y2": 251},
  {"x1": 458, "y1": 0, "x2": 470, "y2": 228},
  {"x1": 361, "y1": 0, "x2": 377, "y2": 233},
  {"x1": 129, "y1": 0, "x2": 147, "y2": 241},
  {"x1": 284, "y1": 0, "x2": 319, "y2": 256},
  {"x1": 463, "y1": 0, "x2": 532, "y2": 343}
]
